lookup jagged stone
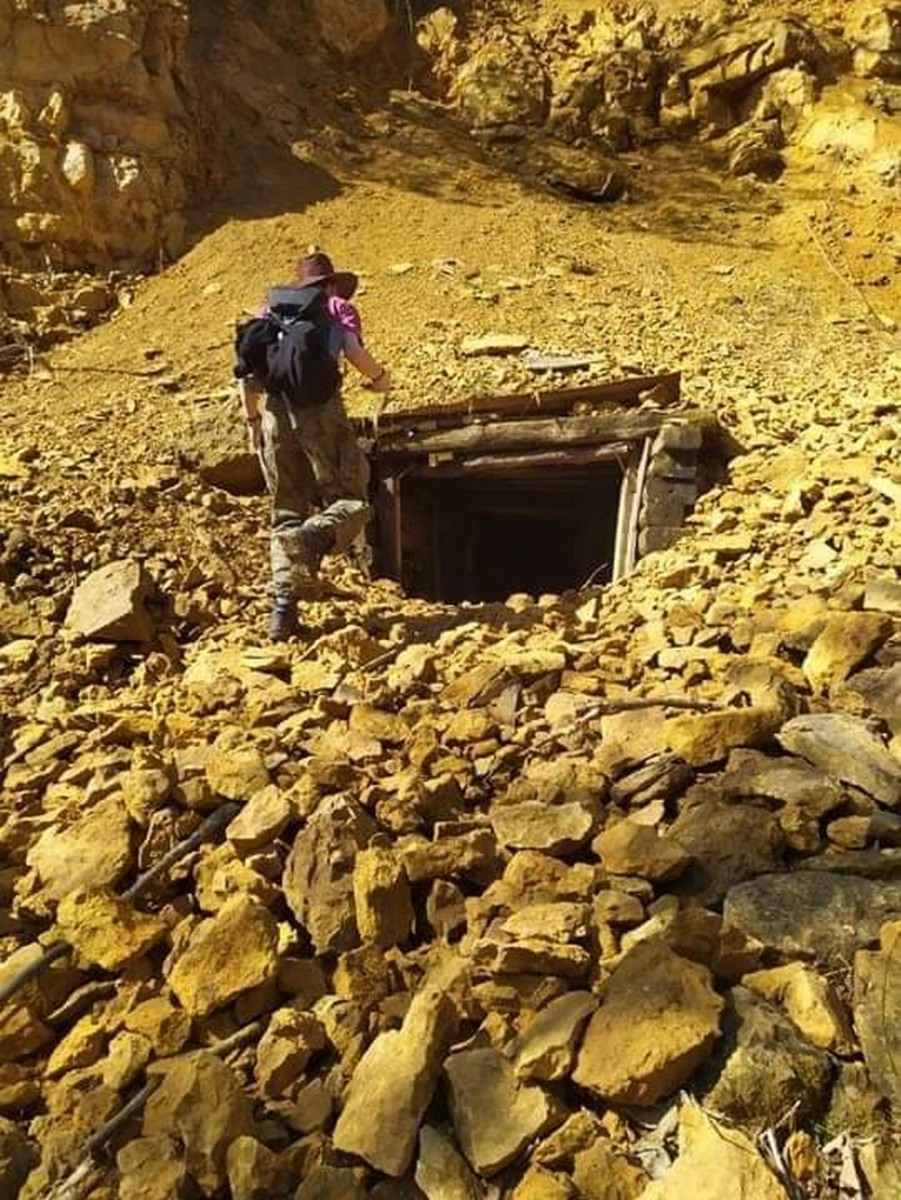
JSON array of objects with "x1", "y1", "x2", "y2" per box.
[
  {"x1": 56, "y1": 889, "x2": 168, "y2": 970},
  {"x1": 724, "y1": 871, "x2": 901, "y2": 962},
  {"x1": 427, "y1": 880, "x2": 468, "y2": 942},
  {"x1": 854, "y1": 920, "x2": 901, "y2": 1111},
  {"x1": 508, "y1": 991, "x2": 598, "y2": 1080},
  {"x1": 720, "y1": 748, "x2": 844, "y2": 815},
  {"x1": 64, "y1": 558, "x2": 154, "y2": 642},
  {"x1": 353, "y1": 842, "x2": 414, "y2": 949},
  {"x1": 592, "y1": 820, "x2": 691, "y2": 882},
  {"x1": 143, "y1": 1051, "x2": 254, "y2": 1195},
  {"x1": 471, "y1": 938, "x2": 590, "y2": 979},
  {"x1": 103, "y1": 1030, "x2": 153, "y2": 1091},
  {"x1": 492, "y1": 801, "x2": 595, "y2": 854},
  {"x1": 226, "y1": 1135, "x2": 285, "y2": 1200},
  {"x1": 333, "y1": 961, "x2": 464, "y2": 1176},
  {"x1": 502, "y1": 901, "x2": 590, "y2": 943},
  {"x1": 513, "y1": 1165, "x2": 576, "y2": 1200},
  {"x1": 45, "y1": 1012, "x2": 106, "y2": 1078},
  {"x1": 665, "y1": 707, "x2": 782, "y2": 766},
  {"x1": 167, "y1": 895, "x2": 280, "y2": 1017},
  {"x1": 0, "y1": 949, "x2": 53, "y2": 1064},
  {"x1": 847, "y1": 1, "x2": 901, "y2": 77},
  {"x1": 0, "y1": 1117, "x2": 37, "y2": 1200},
  {"x1": 778, "y1": 714, "x2": 901, "y2": 808},
  {"x1": 668, "y1": 799, "x2": 783, "y2": 906},
  {"x1": 704, "y1": 987, "x2": 832, "y2": 1127},
  {"x1": 117, "y1": 1135, "x2": 190, "y2": 1200},
  {"x1": 193, "y1": 841, "x2": 279, "y2": 913},
  {"x1": 842, "y1": 664, "x2": 901, "y2": 736},
  {"x1": 295, "y1": 1165, "x2": 368, "y2": 1200},
  {"x1": 726, "y1": 119, "x2": 786, "y2": 180},
  {"x1": 283, "y1": 796, "x2": 379, "y2": 955},
  {"x1": 445, "y1": 1046, "x2": 562, "y2": 1176},
  {"x1": 255, "y1": 1009, "x2": 327, "y2": 1099},
  {"x1": 399, "y1": 827, "x2": 499, "y2": 884},
  {"x1": 453, "y1": 39, "x2": 549, "y2": 131},
  {"x1": 206, "y1": 745, "x2": 270, "y2": 801},
  {"x1": 227, "y1": 785, "x2": 292, "y2": 852},
  {"x1": 0, "y1": 1065, "x2": 40, "y2": 1114},
  {"x1": 743, "y1": 962, "x2": 856, "y2": 1053},
  {"x1": 573, "y1": 942, "x2": 723, "y2": 1106},
  {"x1": 120, "y1": 766, "x2": 173, "y2": 827},
  {"x1": 639, "y1": 1099, "x2": 788, "y2": 1198},
  {"x1": 26, "y1": 797, "x2": 134, "y2": 902},
  {"x1": 571, "y1": 1138, "x2": 648, "y2": 1200},
  {"x1": 123, "y1": 996, "x2": 192, "y2": 1057},
  {"x1": 415, "y1": 1125, "x2": 483, "y2": 1200},
  {"x1": 532, "y1": 1112, "x2": 606, "y2": 1167},
  {"x1": 334, "y1": 943, "x2": 397, "y2": 1008},
  {"x1": 864, "y1": 576, "x2": 901, "y2": 614},
  {"x1": 802, "y1": 612, "x2": 893, "y2": 693}
]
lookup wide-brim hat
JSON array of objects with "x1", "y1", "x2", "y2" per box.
[{"x1": 297, "y1": 251, "x2": 358, "y2": 300}]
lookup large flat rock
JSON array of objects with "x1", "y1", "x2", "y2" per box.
[
  {"x1": 778, "y1": 714, "x2": 901, "y2": 809},
  {"x1": 573, "y1": 941, "x2": 723, "y2": 1106},
  {"x1": 723, "y1": 871, "x2": 901, "y2": 962}
]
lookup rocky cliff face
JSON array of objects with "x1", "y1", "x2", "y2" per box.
[
  {"x1": 416, "y1": 0, "x2": 901, "y2": 193},
  {"x1": 0, "y1": 0, "x2": 397, "y2": 274},
  {"x1": 0, "y1": 0, "x2": 205, "y2": 269}
]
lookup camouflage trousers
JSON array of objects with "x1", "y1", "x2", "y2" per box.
[{"x1": 259, "y1": 393, "x2": 370, "y2": 600}]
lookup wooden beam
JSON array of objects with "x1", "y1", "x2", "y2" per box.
[
  {"x1": 379, "y1": 410, "x2": 710, "y2": 458},
  {"x1": 408, "y1": 443, "x2": 632, "y2": 477},
  {"x1": 370, "y1": 372, "x2": 682, "y2": 433}
]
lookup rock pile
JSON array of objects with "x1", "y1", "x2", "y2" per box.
[{"x1": 1, "y1": 491, "x2": 900, "y2": 1196}]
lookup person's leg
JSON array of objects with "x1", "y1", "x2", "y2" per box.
[
  {"x1": 258, "y1": 397, "x2": 318, "y2": 638},
  {"x1": 293, "y1": 394, "x2": 371, "y2": 564}
]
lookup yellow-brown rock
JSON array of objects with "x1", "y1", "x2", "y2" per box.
[
  {"x1": 255, "y1": 1009, "x2": 327, "y2": 1099},
  {"x1": 26, "y1": 798, "x2": 134, "y2": 902},
  {"x1": 665, "y1": 707, "x2": 782, "y2": 766},
  {"x1": 573, "y1": 942, "x2": 723, "y2": 1106},
  {"x1": 56, "y1": 889, "x2": 168, "y2": 971},
  {"x1": 353, "y1": 842, "x2": 414, "y2": 949},
  {"x1": 572, "y1": 1138, "x2": 648, "y2": 1200},
  {"x1": 142, "y1": 1050, "x2": 254, "y2": 1195},
  {"x1": 743, "y1": 962, "x2": 856, "y2": 1053},
  {"x1": 206, "y1": 745, "x2": 270, "y2": 801},
  {"x1": 638, "y1": 1099, "x2": 788, "y2": 1198},
  {"x1": 123, "y1": 996, "x2": 192, "y2": 1057},
  {"x1": 803, "y1": 612, "x2": 893, "y2": 694},
  {"x1": 167, "y1": 895, "x2": 280, "y2": 1017}
]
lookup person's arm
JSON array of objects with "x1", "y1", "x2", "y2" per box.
[
  {"x1": 343, "y1": 333, "x2": 392, "y2": 393},
  {"x1": 239, "y1": 378, "x2": 263, "y2": 450}
]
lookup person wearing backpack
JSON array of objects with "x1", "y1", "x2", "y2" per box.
[{"x1": 235, "y1": 252, "x2": 393, "y2": 641}]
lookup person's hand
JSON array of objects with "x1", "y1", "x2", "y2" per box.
[
  {"x1": 247, "y1": 416, "x2": 262, "y2": 452},
  {"x1": 364, "y1": 369, "x2": 392, "y2": 394}
]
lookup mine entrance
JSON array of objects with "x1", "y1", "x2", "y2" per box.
[
  {"x1": 363, "y1": 371, "x2": 719, "y2": 603},
  {"x1": 400, "y1": 456, "x2": 624, "y2": 603}
]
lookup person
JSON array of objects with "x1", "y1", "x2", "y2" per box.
[{"x1": 239, "y1": 252, "x2": 393, "y2": 641}]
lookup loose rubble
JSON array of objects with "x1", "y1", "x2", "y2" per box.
[{"x1": 0, "y1": 2, "x2": 899, "y2": 1199}]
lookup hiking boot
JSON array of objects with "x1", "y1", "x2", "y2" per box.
[
  {"x1": 269, "y1": 598, "x2": 299, "y2": 642},
  {"x1": 298, "y1": 521, "x2": 336, "y2": 576}
]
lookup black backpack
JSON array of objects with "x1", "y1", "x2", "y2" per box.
[{"x1": 233, "y1": 284, "x2": 340, "y2": 408}]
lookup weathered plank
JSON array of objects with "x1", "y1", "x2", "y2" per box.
[
  {"x1": 371, "y1": 372, "x2": 682, "y2": 433},
  {"x1": 407, "y1": 443, "x2": 633, "y2": 477},
  {"x1": 379, "y1": 410, "x2": 711, "y2": 458}
]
